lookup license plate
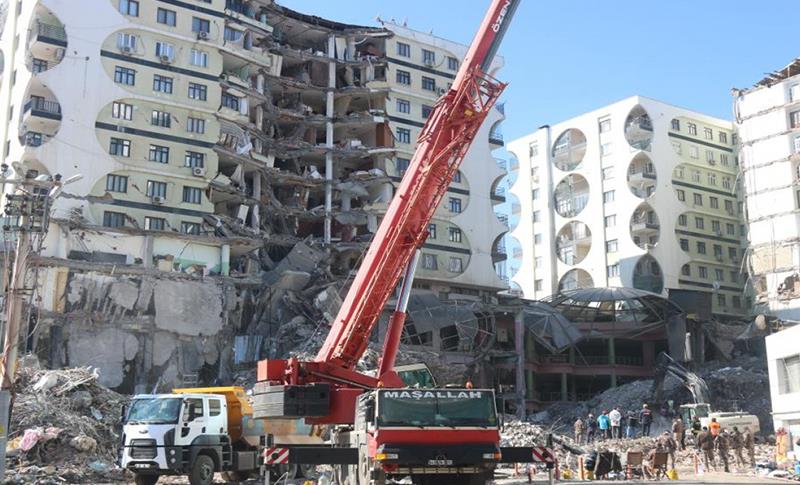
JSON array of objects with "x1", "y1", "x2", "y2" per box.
[{"x1": 428, "y1": 459, "x2": 453, "y2": 466}]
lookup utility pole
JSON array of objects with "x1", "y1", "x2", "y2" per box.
[{"x1": 0, "y1": 170, "x2": 81, "y2": 479}]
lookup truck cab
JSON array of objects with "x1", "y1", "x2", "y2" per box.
[
  {"x1": 120, "y1": 388, "x2": 258, "y2": 485},
  {"x1": 341, "y1": 388, "x2": 501, "y2": 485}
]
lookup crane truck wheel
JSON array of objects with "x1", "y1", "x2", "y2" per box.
[
  {"x1": 133, "y1": 474, "x2": 159, "y2": 485},
  {"x1": 189, "y1": 454, "x2": 216, "y2": 485}
]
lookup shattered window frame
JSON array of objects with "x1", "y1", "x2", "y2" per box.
[
  {"x1": 448, "y1": 257, "x2": 463, "y2": 273},
  {"x1": 182, "y1": 221, "x2": 201, "y2": 235}
]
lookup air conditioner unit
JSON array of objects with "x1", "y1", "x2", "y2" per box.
[
  {"x1": 151, "y1": 196, "x2": 166, "y2": 205},
  {"x1": 423, "y1": 59, "x2": 435, "y2": 67},
  {"x1": 120, "y1": 45, "x2": 133, "y2": 54},
  {"x1": 192, "y1": 166, "x2": 206, "y2": 177},
  {"x1": 708, "y1": 159, "x2": 716, "y2": 165},
  {"x1": 159, "y1": 55, "x2": 173, "y2": 64},
  {"x1": 197, "y1": 31, "x2": 210, "y2": 41},
  {"x1": 437, "y1": 88, "x2": 447, "y2": 96}
]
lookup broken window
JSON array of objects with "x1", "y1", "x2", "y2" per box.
[
  {"x1": 106, "y1": 174, "x2": 128, "y2": 193},
  {"x1": 182, "y1": 221, "x2": 201, "y2": 235},
  {"x1": 109, "y1": 138, "x2": 131, "y2": 157},
  {"x1": 145, "y1": 216, "x2": 166, "y2": 230},
  {"x1": 146, "y1": 180, "x2": 167, "y2": 198},
  {"x1": 103, "y1": 211, "x2": 126, "y2": 228},
  {"x1": 681, "y1": 264, "x2": 691, "y2": 276},
  {"x1": 221, "y1": 93, "x2": 240, "y2": 110},
  {"x1": 396, "y1": 69, "x2": 411, "y2": 85},
  {"x1": 114, "y1": 66, "x2": 136, "y2": 85},
  {"x1": 183, "y1": 186, "x2": 202, "y2": 204},
  {"x1": 149, "y1": 145, "x2": 170, "y2": 163},
  {"x1": 187, "y1": 117, "x2": 205, "y2": 134},
  {"x1": 119, "y1": 0, "x2": 139, "y2": 16},
  {"x1": 188, "y1": 82, "x2": 207, "y2": 101},
  {"x1": 153, "y1": 74, "x2": 173, "y2": 93},
  {"x1": 112, "y1": 101, "x2": 133, "y2": 120},
  {"x1": 151, "y1": 110, "x2": 171, "y2": 128},
  {"x1": 791, "y1": 110, "x2": 800, "y2": 129},
  {"x1": 422, "y1": 253, "x2": 438, "y2": 270},
  {"x1": 440, "y1": 325, "x2": 459, "y2": 351},
  {"x1": 185, "y1": 151, "x2": 205, "y2": 168}
]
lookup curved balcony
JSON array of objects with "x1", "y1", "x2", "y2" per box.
[{"x1": 27, "y1": 6, "x2": 68, "y2": 73}]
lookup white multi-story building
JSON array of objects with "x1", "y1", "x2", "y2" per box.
[
  {"x1": 735, "y1": 59, "x2": 800, "y2": 320},
  {"x1": 766, "y1": 324, "x2": 800, "y2": 448},
  {"x1": 382, "y1": 21, "x2": 508, "y2": 297},
  {"x1": 507, "y1": 96, "x2": 750, "y2": 319}
]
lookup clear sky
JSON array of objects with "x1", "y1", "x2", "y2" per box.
[{"x1": 284, "y1": 0, "x2": 798, "y2": 141}]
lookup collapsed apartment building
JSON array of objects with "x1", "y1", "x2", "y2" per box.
[{"x1": 0, "y1": 0, "x2": 513, "y2": 393}]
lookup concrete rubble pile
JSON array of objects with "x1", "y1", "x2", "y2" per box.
[
  {"x1": 529, "y1": 356, "x2": 773, "y2": 436},
  {"x1": 4, "y1": 362, "x2": 127, "y2": 483}
]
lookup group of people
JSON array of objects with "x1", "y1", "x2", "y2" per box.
[
  {"x1": 573, "y1": 404, "x2": 757, "y2": 475},
  {"x1": 573, "y1": 403, "x2": 655, "y2": 444},
  {"x1": 695, "y1": 417, "x2": 756, "y2": 472}
]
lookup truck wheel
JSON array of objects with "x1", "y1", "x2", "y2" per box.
[
  {"x1": 189, "y1": 454, "x2": 215, "y2": 485},
  {"x1": 133, "y1": 474, "x2": 159, "y2": 485}
]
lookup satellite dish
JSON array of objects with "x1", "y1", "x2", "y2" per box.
[
  {"x1": 712, "y1": 281, "x2": 721, "y2": 291},
  {"x1": 755, "y1": 314, "x2": 768, "y2": 331}
]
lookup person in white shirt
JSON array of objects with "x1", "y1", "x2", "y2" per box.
[{"x1": 609, "y1": 406, "x2": 622, "y2": 439}]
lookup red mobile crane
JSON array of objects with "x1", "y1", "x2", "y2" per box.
[{"x1": 256, "y1": 1, "x2": 553, "y2": 483}]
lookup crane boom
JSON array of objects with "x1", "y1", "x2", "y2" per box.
[
  {"x1": 257, "y1": 0, "x2": 520, "y2": 424},
  {"x1": 316, "y1": 0, "x2": 519, "y2": 370}
]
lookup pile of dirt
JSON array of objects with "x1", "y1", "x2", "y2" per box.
[{"x1": 4, "y1": 362, "x2": 128, "y2": 483}]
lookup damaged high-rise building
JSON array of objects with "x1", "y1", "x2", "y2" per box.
[{"x1": 0, "y1": 0, "x2": 509, "y2": 392}]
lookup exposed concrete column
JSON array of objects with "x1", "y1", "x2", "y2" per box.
[
  {"x1": 256, "y1": 73, "x2": 265, "y2": 95},
  {"x1": 514, "y1": 309, "x2": 526, "y2": 419},
  {"x1": 341, "y1": 192, "x2": 351, "y2": 212},
  {"x1": 560, "y1": 373, "x2": 568, "y2": 402},
  {"x1": 142, "y1": 235, "x2": 154, "y2": 268},
  {"x1": 221, "y1": 244, "x2": 231, "y2": 276},
  {"x1": 255, "y1": 104, "x2": 264, "y2": 132},
  {"x1": 251, "y1": 175, "x2": 261, "y2": 232},
  {"x1": 324, "y1": 35, "x2": 335, "y2": 246}
]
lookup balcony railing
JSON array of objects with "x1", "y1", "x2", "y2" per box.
[
  {"x1": 489, "y1": 130, "x2": 504, "y2": 146},
  {"x1": 24, "y1": 98, "x2": 62, "y2": 118},
  {"x1": 576, "y1": 355, "x2": 610, "y2": 366},
  {"x1": 36, "y1": 21, "x2": 67, "y2": 44}
]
